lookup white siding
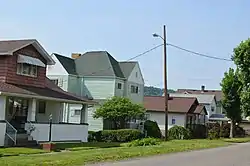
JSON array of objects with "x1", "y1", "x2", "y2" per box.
[
  {"x1": 83, "y1": 77, "x2": 115, "y2": 99},
  {"x1": 68, "y1": 104, "x2": 83, "y2": 124},
  {"x1": 46, "y1": 75, "x2": 68, "y2": 92},
  {"x1": 125, "y1": 64, "x2": 144, "y2": 104},
  {"x1": 114, "y1": 79, "x2": 125, "y2": 97},
  {"x1": 146, "y1": 111, "x2": 186, "y2": 132},
  {"x1": 0, "y1": 123, "x2": 6, "y2": 146},
  {"x1": 88, "y1": 106, "x2": 103, "y2": 131},
  {"x1": 68, "y1": 75, "x2": 81, "y2": 96}
]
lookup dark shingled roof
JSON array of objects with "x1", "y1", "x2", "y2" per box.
[
  {"x1": 119, "y1": 62, "x2": 137, "y2": 78},
  {"x1": 74, "y1": 51, "x2": 125, "y2": 78},
  {"x1": 53, "y1": 53, "x2": 77, "y2": 75}
]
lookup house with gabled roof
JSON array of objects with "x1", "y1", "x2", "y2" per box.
[
  {"x1": 47, "y1": 51, "x2": 144, "y2": 131},
  {"x1": 144, "y1": 96, "x2": 207, "y2": 134},
  {"x1": 0, "y1": 39, "x2": 96, "y2": 147}
]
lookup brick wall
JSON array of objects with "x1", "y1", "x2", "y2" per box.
[{"x1": 4, "y1": 45, "x2": 47, "y2": 87}]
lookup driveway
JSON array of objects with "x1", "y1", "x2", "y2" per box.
[{"x1": 87, "y1": 143, "x2": 250, "y2": 166}]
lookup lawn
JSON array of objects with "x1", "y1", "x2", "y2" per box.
[
  {"x1": 0, "y1": 148, "x2": 47, "y2": 157},
  {"x1": 223, "y1": 137, "x2": 250, "y2": 143},
  {"x1": 0, "y1": 139, "x2": 231, "y2": 166}
]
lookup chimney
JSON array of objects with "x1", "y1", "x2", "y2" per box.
[
  {"x1": 201, "y1": 85, "x2": 205, "y2": 92},
  {"x1": 71, "y1": 53, "x2": 81, "y2": 59}
]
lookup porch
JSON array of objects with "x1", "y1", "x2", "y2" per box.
[{"x1": 0, "y1": 95, "x2": 89, "y2": 147}]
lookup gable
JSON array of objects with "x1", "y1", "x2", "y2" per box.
[
  {"x1": 53, "y1": 53, "x2": 77, "y2": 75},
  {"x1": 46, "y1": 53, "x2": 68, "y2": 75},
  {"x1": 128, "y1": 63, "x2": 144, "y2": 84},
  {"x1": 0, "y1": 39, "x2": 55, "y2": 65}
]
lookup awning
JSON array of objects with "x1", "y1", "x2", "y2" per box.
[{"x1": 17, "y1": 54, "x2": 45, "y2": 67}]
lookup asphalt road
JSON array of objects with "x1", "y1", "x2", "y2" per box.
[{"x1": 87, "y1": 143, "x2": 250, "y2": 166}]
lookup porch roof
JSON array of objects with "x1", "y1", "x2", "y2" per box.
[{"x1": 0, "y1": 78, "x2": 97, "y2": 104}]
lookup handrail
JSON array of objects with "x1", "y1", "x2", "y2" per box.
[{"x1": 5, "y1": 120, "x2": 17, "y2": 145}]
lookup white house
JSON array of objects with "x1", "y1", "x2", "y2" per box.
[
  {"x1": 144, "y1": 96, "x2": 207, "y2": 135},
  {"x1": 0, "y1": 39, "x2": 96, "y2": 147},
  {"x1": 47, "y1": 52, "x2": 144, "y2": 131},
  {"x1": 169, "y1": 93, "x2": 216, "y2": 119}
]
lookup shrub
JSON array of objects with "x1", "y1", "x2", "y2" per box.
[
  {"x1": 144, "y1": 120, "x2": 162, "y2": 138},
  {"x1": 235, "y1": 125, "x2": 245, "y2": 137},
  {"x1": 189, "y1": 124, "x2": 207, "y2": 139},
  {"x1": 125, "y1": 138, "x2": 161, "y2": 147},
  {"x1": 89, "y1": 129, "x2": 143, "y2": 142},
  {"x1": 88, "y1": 131, "x2": 96, "y2": 142},
  {"x1": 220, "y1": 123, "x2": 230, "y2": 138},
  {"x1": 168, "y1": 126, "x2": 191, "y2": 140}
]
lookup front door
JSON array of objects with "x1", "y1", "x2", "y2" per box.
[{"x1": 7, "y1": 97, "x2": 29, "y2": 133}]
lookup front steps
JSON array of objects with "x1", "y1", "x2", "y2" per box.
[{"x1": 5, "y1": 133, "x2": 39, "y2": 148}]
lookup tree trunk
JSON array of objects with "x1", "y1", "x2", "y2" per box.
[{"x1": 230, "y1": 120, "x2": 234, "y2": 138}]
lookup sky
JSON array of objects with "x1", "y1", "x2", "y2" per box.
[{"x1": 0, "y1": 0, "x2": 249, "y2": 90}]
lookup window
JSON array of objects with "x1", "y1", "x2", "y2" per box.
[
  {"x1": 145, "y1": 113, "x2": 150, "y2": 120},
  {"x1": 117, "y1": 83, "x2": 122, "y2": 89},
  {"x1": 51, "y1": 79, "x2": 59, "y2": 86},
  {"x1": 172, "y1": 117, "x2": 176, "y2": 124},
  {"x1": 17, "y1": 63, "x2": 37, "y2": 77},
  {"x1": 74, "y1": 109, "x2": 81, "y2": 116},
  {"x1": 211, "y1": 106, "x2": 215, "y2": 112},
  {"x1": 135, "y1": 72, "x2": 138, "y2": 78},
  {"x1": 131, "y1": 85, "x2": 139, "y2": 93},
  {"x1": 38, "y1": 101, "x2": 46, "y2": 114}
]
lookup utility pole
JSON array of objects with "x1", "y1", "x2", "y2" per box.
[
  {"x1": 163, "y1": 25, "x2": 168, "y2": 141},
  {"x1": 152, "y1": 25, "x2": 168, "y2": 141}
]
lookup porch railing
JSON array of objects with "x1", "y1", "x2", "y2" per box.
[{"x1": 5, "y1": 120, "x2": 17, "y2": 145}]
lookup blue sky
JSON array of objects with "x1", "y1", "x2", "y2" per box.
[{"x1": 0, "y1": 0, "x2": 249, "y2": 90}]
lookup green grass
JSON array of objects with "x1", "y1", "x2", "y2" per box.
[
  {"x1": 54, "y1": 142, "x2": 121, "y2": 151},
  {"x1": 0, "y1": 139, "x2": 230, "y2": 166},
  {"x1": 222, "y1": 137, "x2": 250, "y2": 143},
  {"x1": 0, "y1": 147, "x2": 47, "y2": 157}
]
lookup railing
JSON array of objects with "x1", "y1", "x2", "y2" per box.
[{"x1": 5, "y1": 120, "x2": 17, "y2": 145}]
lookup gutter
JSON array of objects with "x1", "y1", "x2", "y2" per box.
[{"x1": 0, "y1": 91, "x2": 96, "y2": 105}]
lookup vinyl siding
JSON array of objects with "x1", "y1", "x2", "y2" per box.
[
  {"x1": 114, "y1": 79, "x2": 125, "y2": 97},
  {"x1": 68, "y1": 75, "x2": 81, "y2": 96},
  {"x1": 82, "y1": 77, "x2": 115, "y2": 99},
  {"x1": 88, "y1": 106, "x2": 103, "y2": 131}
]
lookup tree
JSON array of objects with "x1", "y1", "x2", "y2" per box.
[
  {"x1": 93, "y1": 96, "x2": 145, "y2": 129},
  {"x1": 232, "y1": 38, "x2": 250, "y2": 117},
  {"x1": 221, "y1": 68, "x2": 242, "y2": 138},
  {"x1": 144, "y1": 86, "x2": 175, "y2": 96}
]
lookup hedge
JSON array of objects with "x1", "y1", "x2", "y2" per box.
[{"x1": 144, "y1": 120, "x2": 162, "y2": 138}]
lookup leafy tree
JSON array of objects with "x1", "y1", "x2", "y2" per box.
[
  {"x1": 232, "y1": 38, "x2": 250, "y2": 117},
  {"x1": 144, "y1": 86, "x2": 175, "y2": 96},
  {"x1": 93, "y1": 96, "x2": 145, "y2": 129},
  {"x1": 220, "y1": 68, "x2": 242, "y2": 138}
]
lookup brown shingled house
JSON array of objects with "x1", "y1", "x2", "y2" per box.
[
  {"x1": 0, "y1": 39, "x2": 96, "y2": 147},
  {"x1": 144, "y1": 96, "x2": 207, "y2": 134}
]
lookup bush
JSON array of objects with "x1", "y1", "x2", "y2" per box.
[
  {"x1": 208, "y1": 128, "x2": 220, "y2": 139},
  {"x1": 125, "y1": 138, "x2": 161, "y2": 147},
  {"x1": 235, "y1": 125, "x2": 245, "y2": 137},
  {"x1": 144, "y1": 120, "x2": 162, "y2": 138},
  {"x1": 220, "y1": 123, "x2": 230, "y2": 138},
  {"x1": 189, "y1": 124, "x2": 207, "y2": 139},
  {"x1": 168, "y1": 126, "x2": 191, "y2": 140},
  {"x1": 89, "y1": 129, "x2": 143, "y2": 142},
  {"x1": 88, "y1": 131, "x2": 96, "y2": 142}
]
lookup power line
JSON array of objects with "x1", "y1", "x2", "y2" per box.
[
  {"x1": 167, "y1": 43, "x2": 232, "y2": 61},
  {"x1": 89, "y1": 44, "x2": 163, "y2": 75}
]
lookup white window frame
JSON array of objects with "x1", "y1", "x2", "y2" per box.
[
  {"x1": 51, "y1": 79, "x2": 59, "y2": 86},
  {"x1": 171, "y1": 116, "x2": 176, "y2": 125},
  {"x1": 74, "y1": 109, "x2": 81, "y2": 116},
  {"x1": 131, "y1": 85, "x2": 139, "y2": 94},
  {"x1": 117, "y1": 83, "x2": 122, "y2": 89},
  {"x1": 17, "y1": 63, "x2": 37, "y2": 77}
]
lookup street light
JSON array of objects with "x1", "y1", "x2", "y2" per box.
[{"x1": 153, "y1": 25, "x2": 168, "y2": 141}]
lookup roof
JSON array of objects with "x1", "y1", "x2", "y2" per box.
[
  {"x1": 119, "y1": 62, "x2": 137, "y2": 78},
  {"x1": 177, "y1": 89, "x2": 222, "y2": 101},
  {"x1": 209, "y1": 113, "x2": 229, "y2": 121},
  {"x1": 53, "y1": 53, "x2": 77, "y2": 75},
  {"x1": 170, "y1": 93, "x2": 216, "y2": 104},
  {"x1": 0, "y1": 78, "x2": 96, "y2": 104},
  {"x1": 0, "y1": 39, "x2": 55, "y2": 65},
  {"x1": 144, "y1": 96, "x2": 198, "y2": 114},
  {"x1": 194, "y1": 105, "x2": 208, "y2": 115},
  {"x1": 74, "y1": 51, "x2": 125, "y2": 78}
]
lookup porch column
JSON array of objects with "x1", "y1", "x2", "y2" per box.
[
  {"x1": 0, "y1": 96, "x2": 7, "y2": 120},
  {"x1": 27, "y1": 99, "x2": 36, "y2": 122},
  {"x1": 80, "y1": 104, "x2": 88, "y2": 124}
]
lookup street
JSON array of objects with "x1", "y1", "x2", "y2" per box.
[{"x1": 87, "y1": 143, "x2": 250, "y2": 166}]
